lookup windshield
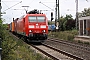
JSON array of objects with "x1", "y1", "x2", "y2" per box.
[
  {"x1": 37, "y1": 16, "x2": 45, "y2": 22},
  {"x1": 28, "y1": 16, "x2": 36, "y2": 22},
  {"x1": 28, "y1": 16, "x2": 45, "y2": 22}
]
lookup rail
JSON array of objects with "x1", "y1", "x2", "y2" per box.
[
  {"x1": 42, "y1": 43, "x2": 84, "y2": 60},
  {"x1": 46, "y1": 38, "x2": 90, "y2": 60},
  {"x1": 30, "y1": 44, "x2": 59, "y2": 60}
]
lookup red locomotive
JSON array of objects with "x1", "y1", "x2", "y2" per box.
[{"x1": 9, "y1": 9, "x2": 48, "y2": 42}]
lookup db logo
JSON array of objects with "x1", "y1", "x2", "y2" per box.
[{"x1": 36, "y1": 26, "x2": 39, "y2": 28}]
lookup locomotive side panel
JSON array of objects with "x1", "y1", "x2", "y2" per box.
[
  {"x1": 11, "y1": 22, "x2": 15, "y2": 32},
  {"x1": 16, "y1": 18, "x2": 25, "y2": 36},
  {"x1": 13, "y1": 18, "x2": 18, "y2": 33},
  {"x1": 7, "y1": 24, "x2": 10, "y2": 30}
]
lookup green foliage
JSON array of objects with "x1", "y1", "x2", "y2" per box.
[
  {"x1": 48, "y1": 21, "x2": 55, "y2": 25},
  {"x1": 48, "y1": 14, "x2": 76, "y2": 31},
  {"x1": 48, "y1": 21, "x2": 51, "y2": 25},
  {"x1": 49, "y1": 30, "x2": 78, "y2": 41},
  {"x1": 84, "y1": 42, "x2": 90, "y2": 45},
  {"x1": 1, "y1": 30, "x2": 51, "y2": 60},
  {"x1": 78, "y1": 40, "x2": 83, "y2": 44},
  {"x1": 65, "y1": 19, "x2": 75, "y2": 30},
  {"x1": 0, "y1": 20, "x2": 3, "y2": 37},
  {"x1": 59, "y1": 14, "x2": 76, "y2": 31},
  {"x1": 0, "y1": 19, "x2": 51, "y2": 60},
  {"x1": 77, "y1": 40, "x2": 90, "y2": 45},
  {"x1": 64, "y1": 14, "x2": 73, "y2": 20},
  {"x1": 78, "y1": 8, "x2": 90, "y2": 17}
]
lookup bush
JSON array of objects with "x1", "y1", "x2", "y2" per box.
[
  {"x1": 0, "y1": 19, "x2": 51, "y2": 60},
  {"x1": 1, "y1": 30, "x2": 51, "y2": 60},
  {"x1": 48, "y1": 30, "x2": 78, "y2": 41}
]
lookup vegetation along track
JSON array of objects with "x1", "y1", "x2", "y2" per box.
[
  {"x1": 44, "y1": 38, "x2": 90, "y2": 60},
  {"x1": 10, "y1": 32, "x2": 83, "y2": 60}
]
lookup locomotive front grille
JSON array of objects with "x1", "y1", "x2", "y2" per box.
[{"x1": 29, "y1": 33, "x2": 47, "y2": 40}]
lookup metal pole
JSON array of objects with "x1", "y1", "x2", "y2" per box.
[
  {"x1": 56, "y1": 0, "x2": 57, "y2": 22},
  {"x1": 55, "y1": 0, "x2": 58, "y2": 31},
  {"x1": 55, "y1": 0, "x2": 60, "y2": 31},
  {"x1": 0, "y1": 0, "x2": 1, "y2": 20},
  {"x1": 22, "y1": 6, "x2": 29, "y2": 14},
  {"x1": 58, "y1": 0, "x2": 60, "y2": 30},
  {"x1": 76, "y1": 0, "x2": 78, "y2": 30}
]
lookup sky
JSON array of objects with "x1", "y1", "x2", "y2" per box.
[{"x1": 1, "y1": 0, "x2": 90, "y2": 24}]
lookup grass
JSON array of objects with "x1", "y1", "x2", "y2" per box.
[
  {"x1": 1, "y1": 30, "x2": 51, "y2": 60},
  {"x1": 77, "y1": 40, "x2": 83, "y2": 44},
  {"x1": 48, "y1": 30, "x2": 78, "y2": 41},
  {"x1": 49, "y1": 30, "x2": 90, "y2": 45},
  {"x1": 84, "y1": 42, "x2": 90, "y2": 45},
  {"x1": 77, "y1": 40, "x2": 90, "y2": 45}
]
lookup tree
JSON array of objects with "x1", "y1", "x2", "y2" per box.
[
  {"x1": 59, "y1": 14, "x2": 75, "y2": 31},
  {"x1": 65, "y1": 19, "x2": 75, "y2": 30},
  {"x1": 0, "y1": 19, "x2": 3, "y2": 37},
  {"x1": 59, "y1": 16, "x2": 66, "y2": 31},
  {"x1": 64, "y1": 14, "x2": 73, "y2": 20},
  {"x1": 78, "y1": 8, "x2": 90, "y2": 17}
]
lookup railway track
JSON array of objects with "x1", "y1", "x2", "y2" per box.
[
  {"x1": 10, "y1": 32, "x2": 84, "y2": 60},
  {"x1": 42, "y1": 43, "x2": 84, "y2": 60},
  {"x1": 44, "y1": 38, "x2": 90, "y2": 60},
  {"x1": 48, "y1": 38, "x2": 90, "y2": 52},
  {"x1": 30, "y1": 43, "x2": 83, "y2": 60}
]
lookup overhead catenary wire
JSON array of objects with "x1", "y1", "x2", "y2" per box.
[
  {"x1": 2, "y1": 1, "x2": 9, "y2": 8},
  {"x1": 39, "y1": 1, "x2": 54, "y2": 11},
  {"x1": 1, "y1": 1, "x2": 22, "y2": 2},
  {"x1": 3, "y1": 1, "x2": 22, "y2": 12}
]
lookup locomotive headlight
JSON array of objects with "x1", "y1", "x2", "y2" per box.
[
  {"x1": 29, "y1": 30, "x2": 32, "y2": 32},
  {"x1": 43, "y1": 30, "x2": 46, "y2": 32}
]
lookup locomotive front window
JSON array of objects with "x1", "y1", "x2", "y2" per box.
[
  {"x1": 28, "y1": 16, "x2": 37, "y2": 22},
  {"x1": 37, "y1": 16, "x2": 45, "y2": 22}
]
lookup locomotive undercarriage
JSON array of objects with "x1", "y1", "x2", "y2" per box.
[
  {"x1": 29, "y1": 33, "x2": 47, "y2": 40},
  {"x1": 14, "y1": 32, "x2": 47, "y2": 43}
]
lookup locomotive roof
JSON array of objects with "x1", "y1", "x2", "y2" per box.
[{"x1": 27, "y1": 9, "x2": 39, "y2": 14}]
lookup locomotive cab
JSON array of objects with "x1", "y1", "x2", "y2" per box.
[
  {"x1": 23, "y1": 10, "x2": 48, "y2": 42},
  {"x1": 27, "y1": 15, "x2": 48, "y2": 40}
]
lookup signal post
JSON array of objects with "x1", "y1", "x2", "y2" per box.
[
  {"x1": 55, "y1": 0, "x2": 60, "y2": 32},
  {"x1": 51, "y1": 12, "x2": 54, "y2": 32}
]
